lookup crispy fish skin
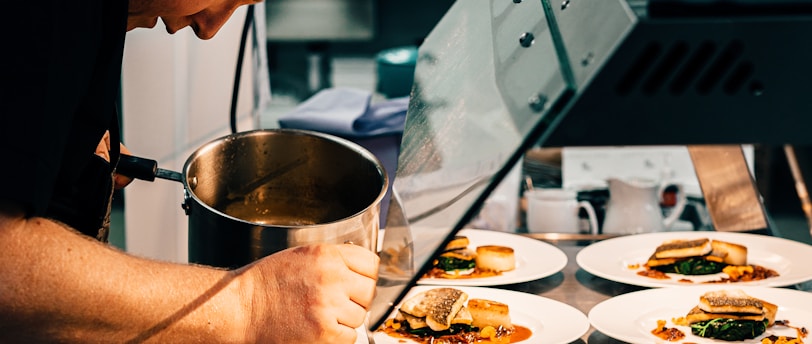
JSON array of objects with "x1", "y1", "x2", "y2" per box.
[
  {"x1": 399, "y1": 288, "x2": 469, "y2": 331},
  {"x1": 654, "y1": 238, "x2": 712, "y2": 259},
  {"x1": 400, "y1": 288, "x2": 466, "y2": 317},
  {"x1": 683, "y1": 290, "x2": 781, "y2": 326},
  {"x1": 425, "y1": 288, "x2": 468, "y2": 331},
  {"x1": 699, "y1": 289, "x2": 763, "y2": 314}
]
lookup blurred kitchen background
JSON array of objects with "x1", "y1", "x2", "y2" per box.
[{"x1": 111, "y1": 0, "x2": 812, "y2": 261}]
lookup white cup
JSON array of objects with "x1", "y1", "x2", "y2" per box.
[{"x1": 526, "y1": 188, "x2": 599, "y2": 234}]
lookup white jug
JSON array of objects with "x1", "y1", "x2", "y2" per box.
[
  {"x1": 526, "y1": 189, "x2": 599, "y2": 234},
  {"x1": 601, "y1": 177, "x2": 687, "y2": 234}
]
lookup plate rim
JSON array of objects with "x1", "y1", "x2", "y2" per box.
[
  {"x1": 576, "y1": 231, "x2": 812, "y2": 288},
  {"x1": 417, "y1": 228, "x2": 568, "y2": 286},
  {"x1": 374, "y1": 285, "x2": 590, "y2": 344},
  {"x1": 588, "y1": 285, "x2": 812, "y2": 343}
]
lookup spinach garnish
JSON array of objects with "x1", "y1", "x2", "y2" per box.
[{"x1": 690, "y1": 318, "x2": 768, "y2": 341}]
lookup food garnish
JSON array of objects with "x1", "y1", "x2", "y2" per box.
[
  {"x1": 633, "y1": 238, "x2": 780, "y2": 283},
  {"x1": 651, "y1": 319, "x2": 686, "y2": 342}
]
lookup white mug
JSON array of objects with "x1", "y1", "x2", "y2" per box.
[{"x1": 526, "y1": 188, "x2": 599, "y2": 234}]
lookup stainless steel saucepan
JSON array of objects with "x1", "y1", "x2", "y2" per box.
[{"x1": 118, "y1": 129, "x2": 388, "y2": 269}]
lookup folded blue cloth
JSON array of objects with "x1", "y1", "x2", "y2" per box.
[{"x1": 277, "y1": 88, "x2": 408, "y2": 138}]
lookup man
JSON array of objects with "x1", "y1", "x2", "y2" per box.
[{"x1": 0, "y1": 0, "x2": 379, "y2": 342}]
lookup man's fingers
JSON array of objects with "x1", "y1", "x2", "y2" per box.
[
  {"x1": 338, "y1": 243, "x2": 379, "y2": 280},
  {"x1": 345, "y1": 270, "x2": 377, "y2": 310},
  {"x1": 336, "y1": 300, "x2": 369, "y2": 329}
]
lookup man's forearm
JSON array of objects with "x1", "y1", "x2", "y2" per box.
[{"x1": 0, "y1": 211, "x2": 248, "y2": 343}]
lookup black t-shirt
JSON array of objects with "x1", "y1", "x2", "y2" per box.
[{"x1": 0, "y1": 0, "x2": 128, "y2": 237}]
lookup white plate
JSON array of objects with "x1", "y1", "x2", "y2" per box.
[
  {"x1": 589, "y1": 285, "x2": 812, "y2": 344},
  {"x1": 417, "y1": 229, "x2": 568, "y2": 286},
  {"x1": 372, "y1": 285, "x2": 589, "y2": 344},
  {"x1": 576, "y1": 231, "x2": 812, "y2": 288}
]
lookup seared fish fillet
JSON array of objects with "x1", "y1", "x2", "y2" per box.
[
  {"x1": 685, "y1": 305, "x2": 766, "y2": 324},
  {"x1": 699, "y1": 289, "x2": 763, "y2": 314},
  {"x1": 399, "y1": 288, "x2": 468, "y2": 331},
  {"x1": 654, "y1": 238, "x2": 712, "y2": 259},
  {"x1": 397, "y1": 306, "x2": 473, "y2": 330},
  {"x1": 683, "y1": 290, "x2": 779, "y2": 325}
]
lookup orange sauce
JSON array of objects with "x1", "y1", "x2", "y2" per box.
[
  {"x1": 509, "y1": 325, "x2": 532, "y2": 343},
  {"x1": 379, "y1": 324, "x2": 532, "y2": 343}
]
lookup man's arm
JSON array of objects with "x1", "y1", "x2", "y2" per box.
[
  {"x1": 0, "y1": 200, "x2": 379, "y2": 343},
  {"x1": 0, "y1": 201, "x2": 248, "y2": 342}
]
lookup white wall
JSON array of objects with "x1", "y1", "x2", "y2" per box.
[{"x1": 121, "y1": 5, "x2": 267, "y2": 263}]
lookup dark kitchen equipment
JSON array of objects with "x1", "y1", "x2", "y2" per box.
[
  {"x1": 369, "y1": 0, "x2": 812, "y2": 329},
  {"x1": 118, "y1": 129, "x2": 388, "y2": 269}
]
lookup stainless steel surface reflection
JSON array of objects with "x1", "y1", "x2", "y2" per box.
[{"x1": 497, "y1": 240, "x2": 644, "y2": 343}]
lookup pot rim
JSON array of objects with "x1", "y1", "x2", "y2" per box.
[{"x1": 181, "y1": 128, "x2": 389, "y2": 228}]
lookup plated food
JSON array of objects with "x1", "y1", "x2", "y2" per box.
[
  {"x1": 373, "y1": 286, "x2": 590, "y2": 344},
  {"x1": 378, "y1": 287, "x2": 523, "y2": 343},
  {"x1": 424, "y1": 235, "x2": 516, "y2": 279},
  {"x1": 635, "y1": 237, "x2": 780, "y2": 283},
  {"x1": 656, "y1": 289, "x2": 807, "y2": 342},
  {"x1": 589, "y1": 285, "x2": 812, "y2": 344},
  {"x1": 576, "y1": 231, "x2": 812, "y2": 288},
  {"x1": 417, "y1": 229, "x2": 567, "y2": 286}
]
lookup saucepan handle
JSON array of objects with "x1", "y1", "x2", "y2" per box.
[{"x1": 117, "y1": 154, "x2": 184, "y2": 183}]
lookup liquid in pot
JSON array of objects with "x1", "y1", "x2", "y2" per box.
[{"x1": 220, "y1": 194, "x2": 354, "y2": 226}]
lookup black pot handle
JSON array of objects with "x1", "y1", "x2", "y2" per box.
[{"x1": 117, "y1": 154, "x2": 184, "y2": 183}]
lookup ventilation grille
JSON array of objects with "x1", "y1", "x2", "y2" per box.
[{"x1": 615, "y1": 40, "x2": 762, "y2": 96}]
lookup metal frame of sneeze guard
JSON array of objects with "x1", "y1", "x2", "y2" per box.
[
  {"x1": 369, "y1": 0, "x2": 812, "y2": 331},
  {"x1": 369, "y1": 0, "x2": 573, "y2": 329}
]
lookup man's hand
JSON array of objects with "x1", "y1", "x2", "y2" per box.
[
  {"x1": 114, "y1": 144, "x2": 134, "y2": 189},
  {"x1": 94, "y1": 130, "x2": 134, "y2": 189},
  {"x1": 239, "y1": 243, "x2": 380, "y2": 344}
]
